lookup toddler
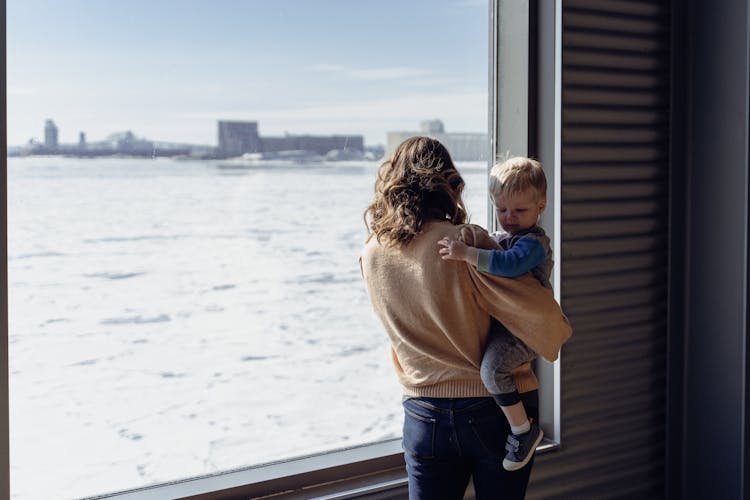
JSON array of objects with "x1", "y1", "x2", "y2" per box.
[{"x1": 438, "y1": 156, "x2": 552, "y2": 471}]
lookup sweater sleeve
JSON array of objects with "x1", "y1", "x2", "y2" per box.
[
  {"x1": 476, "y1": 237, "x2": 546, "y2": 277},
  {"x1": 468, "y1": 270, "x2": 572, "y2": 362}
]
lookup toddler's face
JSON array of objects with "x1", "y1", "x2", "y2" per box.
[{"x1": 494, "y1": 189, "x2": 546, "y2": 234}]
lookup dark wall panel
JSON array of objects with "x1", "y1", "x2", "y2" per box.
[
  {"x1": 678, "y1": 1, "x2": 750, "y2": 498},
  {"x1": 529, "y1": 1, "x2": 670, "y2": 498}
]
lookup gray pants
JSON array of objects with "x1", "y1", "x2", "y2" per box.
[{"x1": 480, "y1": 322, "x2": 537, "y2": 406}]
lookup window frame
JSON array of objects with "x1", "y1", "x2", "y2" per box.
[
  {"x1": 0, "y1": 1, "x2": 564, "y2": 498},
  {"x1": 2, "y1": 1, "x2": 9, "y2": 499},
  {"x1": 88, "y1": 439, "x2": 407, "y2": 499},
  {"x1": 494, "y1": 0, "x2": 563, "y2": 448}
]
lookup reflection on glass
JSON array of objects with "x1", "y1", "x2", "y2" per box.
[{"x1": 6, "y1": 1, "x2": 488, "y2": 498}]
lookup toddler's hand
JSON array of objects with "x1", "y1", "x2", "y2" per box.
[{"x1": 438, "y1": 237, "x2": 469, "y2": 261}]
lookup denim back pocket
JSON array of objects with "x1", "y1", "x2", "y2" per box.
[{"x1": 402, "y1": 401, "x2": 437, "y2": 459}]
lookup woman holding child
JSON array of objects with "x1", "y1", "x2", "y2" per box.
[{"x1": 360, "y1": 136, "x2": 570, "y2": 499}]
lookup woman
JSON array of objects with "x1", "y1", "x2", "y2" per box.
[{"x1": 360, "y1": 136, "x2": 571, "y2": 499}]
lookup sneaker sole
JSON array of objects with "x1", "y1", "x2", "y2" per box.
[{"x1": 502, "y1": 428, "x2": 544, "y2": 472}]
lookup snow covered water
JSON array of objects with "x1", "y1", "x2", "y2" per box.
[{"x1": 7, "y1": 156, "x2": 489, "y2": 499}]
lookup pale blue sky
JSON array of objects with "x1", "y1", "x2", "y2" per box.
[{"x1": 7, "y1": 0, "x2": 489, "y2": 147}]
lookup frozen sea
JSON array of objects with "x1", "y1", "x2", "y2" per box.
[{"x1": 7, "y1": 156, "x2": 489, "y2": 499}]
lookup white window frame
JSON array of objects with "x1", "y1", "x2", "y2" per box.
[
  {"x1": 0, "y1": 1, "x2": 563, "y2": 498},
  {"x1": 2, "y1": 2, "x2": 9, "y2": 499},
  {"x1": 493, "y1": 0, "x2": 563, "y2": 449}
]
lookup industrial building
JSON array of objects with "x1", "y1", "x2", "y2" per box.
[
  {"x1": 217, "y1": 120, "x2": 262, "y2": 157},
  {"x1": 43, "y1": 119, "x2": 58, "y2": 149},
  {"x1": 217, "y1": 120, "x2": 364, "y2": 158},
  {"x1": 386, "y1": 119, "x2": 488, "y2": 162}
]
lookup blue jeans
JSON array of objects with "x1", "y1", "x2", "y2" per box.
[{"x1": 402, "y1": 392, "x2": 539, "y2": 500}]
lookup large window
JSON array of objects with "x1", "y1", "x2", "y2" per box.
[{"x1": 6, "y1": 1, "x2": 489, "y2": 498}]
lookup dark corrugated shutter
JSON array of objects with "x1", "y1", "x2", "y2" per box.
[{"x1": 529, "y1": 1, "x2": 669, "y2": 498}]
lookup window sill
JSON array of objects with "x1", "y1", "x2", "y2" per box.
[
  {"x1": 94, "y1": 435, "x2": 561, "y2": 500},
  {"x1": 93, "y1": 439, "x2": 406, "y2": 500},
  {"x1": 537, "y1": 436, "x2": 561, "y2": 454}
]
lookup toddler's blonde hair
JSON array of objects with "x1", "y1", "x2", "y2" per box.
[{"x1": 488, "y1": 156, "x2": 547, "y2": 202}]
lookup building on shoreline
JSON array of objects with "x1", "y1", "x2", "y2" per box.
[
  {"x1": 44, "y1": 119, "x2": 58, "y2": 149},
  {"x1": 16, "y1": 119, "x2": 369, "y2": 160},
  {"x1": 385, "y1": 120, "x2": 488, "y2": 162},
  {"x1": 216, "y1": 120, "x2": 364, "y2": 159},
  {"x1": 19, "y1": 122, "x2": 192, "y2": 158},
  {"x1": 218, "y1": 121, "x2": 261, "y2": 157}
]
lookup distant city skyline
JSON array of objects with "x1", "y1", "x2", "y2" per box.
[{"x1": 7, "y1": 0, "x2": 489, "y2": 147}]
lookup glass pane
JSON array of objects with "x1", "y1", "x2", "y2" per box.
[{"x1": 6, "y1": 1, "x2": 489, "y2": 498}]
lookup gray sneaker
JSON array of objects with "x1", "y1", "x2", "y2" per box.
[{"x1": 502, "y1": 423, "x2": 543, "y2": 471}]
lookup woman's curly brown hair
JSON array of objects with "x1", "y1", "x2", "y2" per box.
[{"x1": 364, "y1": 136, "x2": 467, "y2": 246}]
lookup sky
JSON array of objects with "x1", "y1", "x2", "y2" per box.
[{"x1": 7, "y1": 0, "x2": 489, "y2": 147}]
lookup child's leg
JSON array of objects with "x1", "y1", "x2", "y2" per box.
[
  {"x1": 501, "y1": 401, "x2": 529, "y2": 430},
  {"x1": 481, "y1": 326, "x2": 541, "y2": 471},
  {"x1": 480, "y1": 326, "x2": 537, "y2": 424}
]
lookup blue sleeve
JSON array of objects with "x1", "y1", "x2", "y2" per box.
[{"x1": 476, "y1": 237, "x2": 546, "y2": 277}]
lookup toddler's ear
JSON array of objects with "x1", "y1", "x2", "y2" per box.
[{"x1": 539, "y1": 197, "x2": 547, "y2": 213}]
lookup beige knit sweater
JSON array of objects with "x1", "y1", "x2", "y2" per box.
[{"x1": 360, "y1": 220, "x2": 572, "y2": 398}]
